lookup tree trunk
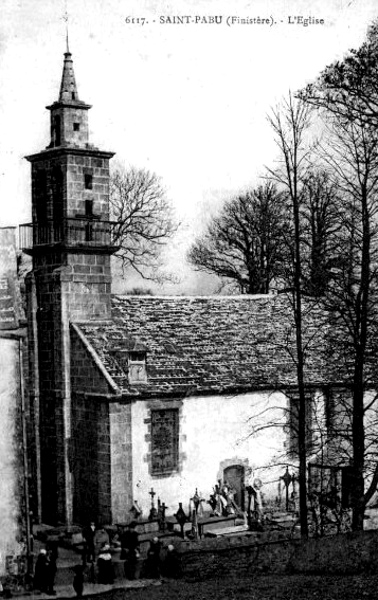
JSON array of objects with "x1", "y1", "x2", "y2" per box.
[
  {"x1": 352, "y1": 377, "x2": 365, "y2": 531},
  {"x1": 351, "y1": 193, "x2": 369, "y2": 531},
  {"x1": 293, "y1": 175, "x2": 308, "y2": 539}
]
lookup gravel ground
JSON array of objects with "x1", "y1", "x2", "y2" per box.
[{"x1": 81, "y1": 573, "x2": 378, "y2": 600}]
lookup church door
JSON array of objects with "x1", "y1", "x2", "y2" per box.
[{"x1": 223, "y1": 465, "x2": 245, "y2": 510}]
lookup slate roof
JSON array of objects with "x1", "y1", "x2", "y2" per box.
[{"x1": 75, "y1": 294, "x2": 327, "y2": 398}]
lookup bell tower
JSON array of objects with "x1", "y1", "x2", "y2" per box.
[{"x1": 21, "y1": 45, "x2": 116, "y2": 524}]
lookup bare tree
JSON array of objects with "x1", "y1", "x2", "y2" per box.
[
  {"x1": 317, "y1": 113, "x2": 378, "y2": 531},
  {"x1": 301, "y1": 170, "x2": 341, "y2": 297},
  {"x1": 188, "y1": 183, "x2": 286, "y2": 294},
  {"x1": 110, "y1": 166, "x2": 178, "y2": 281},
  {"x1": 299, "y1": 22, "x2": 378, "y2": 531},
  {"x1": 267, "y1": 93, "x2": 313, "y2": 537}
]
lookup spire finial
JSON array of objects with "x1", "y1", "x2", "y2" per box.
[{"x1": 63, "y1": 0, "x2": 70, "y2": 54}]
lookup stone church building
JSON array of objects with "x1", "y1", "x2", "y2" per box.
[{"x1": 21, "y1": 47, "x2": 337, "y2": 527}]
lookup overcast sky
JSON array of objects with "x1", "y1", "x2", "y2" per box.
[{"x1": 1, "y1": 0, "x2": 378, "y2": 293}]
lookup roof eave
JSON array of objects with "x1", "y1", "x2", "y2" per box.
[{"x1": 71, "y1": 322, "x2": 122, "y2": 397}]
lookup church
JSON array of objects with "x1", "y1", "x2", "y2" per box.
[{"x1": 21, "y1": 46, "x2": 336, "y2": 527}]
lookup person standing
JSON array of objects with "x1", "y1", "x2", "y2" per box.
[
  {"x1": 33, "y1": 548, "x2": 49, "y2": 593},
  {"x1": 120, "y1": 522, "x2": 140, "y2": 580},
  {"x1": 46, "y1": 546, "x2": 57, "y2": 595},
  {"x1": 162, "y1": 544, "x2": 180, "y2": 579},
  {"x1": 144, "y1": 537, "x2": 161, "y2": 579},
  {"x1": 94, "y1": 527, "x2": 110, "y2": 559},
  {"x1": 82, "y1": 522, "x2": 96, "y2": 564}
]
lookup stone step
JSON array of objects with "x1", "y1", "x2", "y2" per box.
[
  {"x1": 55, "y1": 558, "x2": 128, "y2": 586},
  {"x1": 204, "y1": 524, "x2": 250, "y2": 538}
]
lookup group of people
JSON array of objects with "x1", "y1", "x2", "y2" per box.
[
  {"x1": 81, "y1": 522, "x2": 114, "y2": 586},
  {"x1": 117, "y1": 521, "x2": 179, "y2": 580},
  {"x1": 119, "y1": 521, "x2": 140, "y2": 579},
  {"x1": 33, "y1": 520, "x2": 180, "y2": 597},
  {"x1": 80, "y1": 521, "x2": 180, "y2": 593}
]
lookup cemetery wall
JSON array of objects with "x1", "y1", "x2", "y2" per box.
[{"x1": 175, "y1": 530, "x2": 378, "y2": 580}]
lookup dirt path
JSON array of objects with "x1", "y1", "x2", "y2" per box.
[{"x1": 82, "y1": 573, "x2": 378, "y2": 600}]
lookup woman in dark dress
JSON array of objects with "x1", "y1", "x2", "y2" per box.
[
  {"x1": 33, "y1": 548, "x2": 49, "y2": 593},
  {"x1": 97, "y1": 543, "x2": 114, "y2": 584}
]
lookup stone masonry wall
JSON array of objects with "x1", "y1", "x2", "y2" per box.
[
  {"x1": 32, "y1": 260, "x2": 66, "y2": 524},
  {"x1": 66, "y1": 154, "x2": 110, "y2": 219},
  {"x1": 52, "y1": 106, "x2": 89, "y2": 148},
  {"x1": 70, "y1": 326, "x2": 113, "y2": 524},
  {"x1": 71, "y1": 393, "x2": 111, "y2": 525},
  {"x1": 31, "y1": 152, "x2": 111, "y2": 223},
  {"x1": 28, "y1": 72, "x2": 114, "y2": 524},
  {"x1": 70, "y1": 326, "x2": 113, "y2": 396},
  {"x1": 288, "y1": 530, "x2": 378, "y2": 574},
  {"x1": 174, "y1": 530, "x2": 378, "y2": 581},
  {"x1": 70, "y1": 326, "x2": 133, "y2": 523},
  {"x1": 176, "y1": 534, "x2": 296, "y2": 581},
  {"x1": 0, "y1": 338, "x2": 23, "y2": 575},
  {"x1": 65, "y1": 255, "x2": 112, "y2": 321},
  {"x1": 31, "y1": 157, "x2": 67, "y2": 223},
  {"x1": 109, "y1": 402, "x2": 133, "y2": 524}
]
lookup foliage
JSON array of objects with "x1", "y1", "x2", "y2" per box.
[
  {"x1": 300, "y1": 20, "x2": 378, "y2": 126},
  {"x1": 188, "y1": 183, "x2": 287, "y2": 294},
  {"x1": 124, "y1": 287, "x2": 154, "y2": 295}
]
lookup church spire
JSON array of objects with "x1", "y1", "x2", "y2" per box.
[
  {"x1": 46, "y1": 45, "x2": 91, "y2": 148},
  {"x1": 59, "y1": 47, "x2": 79, "y2": 103}
]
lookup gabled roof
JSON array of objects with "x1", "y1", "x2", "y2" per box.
[{"x1": 75, "y1": 294, "x2": 327, "y2": 398}]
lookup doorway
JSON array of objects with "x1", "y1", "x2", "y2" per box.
[{"x1": 223, "y1": 464, "x2": 245, "y2": 510}]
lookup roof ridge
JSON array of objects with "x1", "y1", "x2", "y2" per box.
[{"x1": 112, "y1": 294, "x2": 275, "y2": 300}]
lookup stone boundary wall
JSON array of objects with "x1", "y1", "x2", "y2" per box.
[{"x1": 175, "y1": 530, "x2": 378, "y2": 580}]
